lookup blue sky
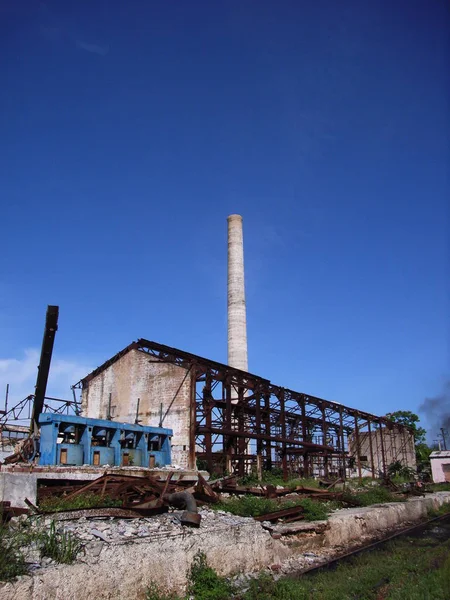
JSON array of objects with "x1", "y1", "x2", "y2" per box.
[{"x1": 0, "y1": 1, "x2": 448, "y2": 438}]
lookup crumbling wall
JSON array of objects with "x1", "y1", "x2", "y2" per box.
[
  {"x1": 0, "y1": 513, "x2": 288, "y2": 600},
  {"x1": 348, "y1": 428, "x2": 416, "y2": 476},
  {"x1": 81, "y1": 349, "x2": 191, "y2": 467}
]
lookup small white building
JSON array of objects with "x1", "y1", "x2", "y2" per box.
[{"x1": 430, "y1": 450, "x2": 450, "y2": 483}]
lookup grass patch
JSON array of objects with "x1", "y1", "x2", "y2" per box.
[
  {"x1": 39, "y1": 493, "x2": 122, "y2": 513},
  {"x1": 343, "y1": 486, "x2": 404, "y2": 507},
  {"x1": 214, "y1": 496, "x2": 278, "y2": 518},
  {"x1": 240, "y1": 470, "x2": 320, "y2": 490},
  {"x1": 244, "y1": 533, "x2": 450, "y2": 599},
  {"x1": 297, "y1": 498, "x2": 329, "y2": 521},
  {"x1": 0, "y1": 517, "x2": 82, "y2": 581},
  {"x1": 214, "y1": 495, "x2": 329, "y2": 521},
  {"x1": 430, "y1": 482, "x2": 450, "y2": 492}
]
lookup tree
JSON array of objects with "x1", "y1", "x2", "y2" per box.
[{"x1": 385, "y1": 410, "x2": 426, "y2": 445}]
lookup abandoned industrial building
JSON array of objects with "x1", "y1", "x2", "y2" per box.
[
  {"x1": 73, "y1": 338, "x2": 415, "y2": 479},
  {"x1": 1, "y1": 216, "x2": 416, "y2": 481}
]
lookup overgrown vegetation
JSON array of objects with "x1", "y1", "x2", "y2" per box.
[
  {"x1": 144, "y1": 524, "x2": 450, "y2": 599},
  {"x1": 0, "y1": 523, "x2": 28, "y2": 582},
  {"x1": 240, "y1": 469, "x2": 320, "y2": 490},
  {"x1": 40, "y1": 520, "x2": 82, "y2": 564},
  {"x1": 431, "y1": 482, "x2": 450, "y2": 492},
  {"x1": 387, "y1": 460, "x2": 416, "y2": 480},
  {"x1": 214, "y1": 496, "x2": 278, "y2": 518},
  {"x1": 243, "y1": 534, "x2": 450, "y2": 599},
  {"x1": 39, "y1": 492, "x2": 122, "y2": 513},
  {"x1": 187, "y1": 551, "x2": 234, "y2": 600},
  {"x1": 0, "y1": 517, "x2": 82, "y2": 581},
  {"x1": 343, "y1": 486, "x2": 404, "y2": 507},
  {"x1": 214, "y1": 495, "x2": 330, "y2": 521},
  {"x1": 145, "y1": 551, "x2": 232, "y2": 600}
]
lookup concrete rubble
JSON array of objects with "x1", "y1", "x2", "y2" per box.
[{"x1": 1, "y1": 492, "x2": 449, "y2": 600}]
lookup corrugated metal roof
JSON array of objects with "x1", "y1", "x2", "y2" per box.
[{"x1": 430, "y1": 451, "x2": 450, "y2": 459}]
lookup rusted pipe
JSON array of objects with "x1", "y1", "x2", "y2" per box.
[{"x1": 164, "y1": 491, "x2": 201, "y2": 527}]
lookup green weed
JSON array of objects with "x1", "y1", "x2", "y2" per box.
[
  {"x1": 0, "y1": 523, "x2": 28, "y2": 582},
  {"x1": 39, "y1": 493, "x2": 122, "y2": 513},
  {"x1": 40, "y1": 520, "x2": 82, "y2": 564},
  {"x1": 296, "y1": 498, "x2": 329, "y2": 521},
  {"x1": 214, "y1": 495, "x2": 329, "y2": 521},
  {"x1": 187, "y1": 551, "x2": 234, "y2": 600},
  {"x1": 343, "y1": 486, "x2": 403, "y2": 507},
  {"x1": 239, "y1": 471, "x2": 320, "y2": 490},
  {"x1": 214, "y1": 496, "x2": 278, "y2": 518}
]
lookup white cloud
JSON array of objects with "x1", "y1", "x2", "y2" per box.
[
  {"x1": 75, "y1": 40, "x2": 109, "y2": 56},
  {"x1": 0, "y1": 349, "x2": 92, "y2": 414}
]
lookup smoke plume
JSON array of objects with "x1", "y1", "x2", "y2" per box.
[{"x1": 419, "y1": 381, "x2": 450, "y2": 443}]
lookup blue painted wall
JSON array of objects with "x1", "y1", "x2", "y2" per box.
[{"x1": 38, "y1": 413, "x2": 172, "y2": 467}]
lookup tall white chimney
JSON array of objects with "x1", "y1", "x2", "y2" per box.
[{"x1": 227, "y1": 214, "x2": 248, "y2": 371}]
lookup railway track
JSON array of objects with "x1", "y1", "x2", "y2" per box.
[{"x1": 295, "y1": 511, "x2": 450, "y2": 577}]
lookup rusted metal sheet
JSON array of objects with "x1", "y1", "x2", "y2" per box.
[
  {"x1": 254, "y1": 505, "x2": 305, "y2": 523},
  {"x1": 1, "y1": 501, "x2": 29, "y2": 522},
  {"x1": 37, "y1": 472, "x2": 203, "y2": 523}
]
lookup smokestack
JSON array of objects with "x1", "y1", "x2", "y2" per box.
[{"x1": 227, "y1": 214, "x2": 248, "y2": 371}]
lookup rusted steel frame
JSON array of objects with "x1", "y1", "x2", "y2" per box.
[
  {"x1": 367, "y1": 420, "x2": 376, "y2": 479},
  {"x1": 254, "y1": 387, "x2": 262, "y2": 457},
  {"x1": 389, "y1": 423, "x2": 397, "y2": 467},
  {"x1": 196, "y1": 451, "x2": 259, "y2": 460},
  {"x1": 278, "y1": 389, "x2": 288, "y2": 481},
  {"x1": 213, "y1": 396, "x2": 337, "y2": 432},
  {"x1": 339, "y1": 406, "x2": 346, "y2": 480},
  {"x1": 301, "y1": 400, "x2": 310, "y2": 477},
  {"x1": 321, "y1": 407, "x2": 329, "y2": 478},
  {"x1": 203, "y1": 369, "x2": 214, "y2": 473},
  {"x1": 353, "y1": 416, "x2": 362, "y2": 479},
  {"x1": 79, "y1": 339, "x2": 407, "y2": 438},
  {"x1": 379, "y1": 422, "x2": 387, "y2": 476},
  {"x1": 237, "y1": 383, "x2": 246, "y2": 476},
  {"x1": 264, "y1": 392, "x2": 272, "y2": 470},
  {"x1": 188, "y1": 365, "x2": 197, "y2": 469},
  {"x1": 400, "y1": 428, "x2": 409, "y2": 466},
  {"x1": 224, "y1": 377, "x2": 235, "y2": 472},
  {"x1": 142, "y1": 341, "x2": 382, "y2": 425},
  {"x1": 197, "y1": 426, "x2": 333, "y2": 450}
]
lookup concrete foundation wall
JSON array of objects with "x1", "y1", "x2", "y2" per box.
[
  {"x1": 81, "y1": 349, "x2": 191, "y2": 468},
  {"x1": 2, "y1": 493, "x2": 450, "y2": 599},
  {"x1": 0, "y1": 518, "x2": 288, "y2": 600},
  {"x1": 324, "y1": 492, "x2": 450, "y2": 548}
]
